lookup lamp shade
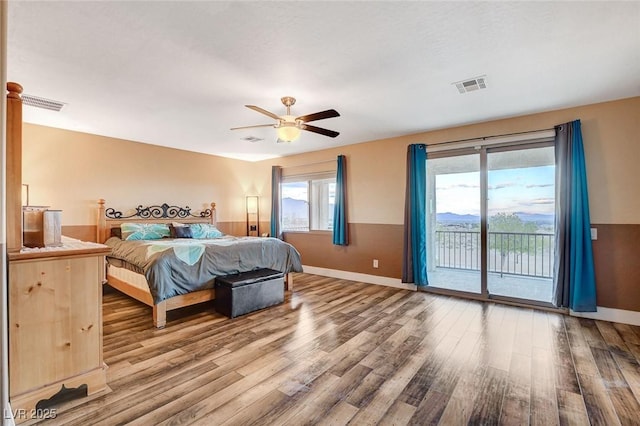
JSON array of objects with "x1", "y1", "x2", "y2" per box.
[
  {"x1": 246, "y1": 196, "x2": 259, "y2": 214},
  {"x1": 277, "y1": 116, "x2": 301, "y2": 142}
]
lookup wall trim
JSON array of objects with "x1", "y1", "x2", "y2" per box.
[
  {"x1": 302, "y1": 265, "x2": 417, "y2": 291},
  {"x1": 570, "y1": 306, "x2": 640, "y2": 326}
]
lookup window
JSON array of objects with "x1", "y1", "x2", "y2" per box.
[{"x1": 281, "y1": 174, "x2": 335, "y2": 232}]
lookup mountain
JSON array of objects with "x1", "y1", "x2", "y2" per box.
[
  {"x1": 437, "y1": 212, "x2": 480, "y2": 223},
  {"x1": 436, "y1": 211, "x2": 554, "y2": 224},
  {"x1": 512, "y1": 212, "x2": 555, "y2": 224},
  {"x1": 282, "y1": 197, "x2": 308, "y2": 217}
]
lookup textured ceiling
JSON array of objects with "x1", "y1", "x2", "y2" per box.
[{"x1": 7, "y1": 1, "x2": 640, "y2": 161}]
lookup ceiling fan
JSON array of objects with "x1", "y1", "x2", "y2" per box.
[{"x1": 231, "y1": 96, "x2": 340, "y2": 143}]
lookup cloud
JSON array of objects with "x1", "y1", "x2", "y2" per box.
[
  {"x1": 525, "y1": 183, "x2": 554, "y2": 188},
  {"x1": 519, "y1": 198, "x2": 555, "y2": 206},
  {"x1": 531, "y1": 198, "x2": 555, "y2": 204},
  {"x1": 436, "y1": 183, "x2": 480, "y2": 190},
  {"x1": 488, "y1": 182, "x2": 517, "y2": 190}
]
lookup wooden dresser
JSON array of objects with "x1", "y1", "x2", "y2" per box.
[{"x1": 8, "y1": 241, "x2": 111, "y2": 421}]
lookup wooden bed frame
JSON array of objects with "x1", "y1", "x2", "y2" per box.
[{"x1": 97, "y1": 199, "x2": 292, "y2": 328}]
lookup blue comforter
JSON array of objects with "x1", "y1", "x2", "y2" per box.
[{"x1": 105, "y1": 236, "x2": 303, "y2": 303}]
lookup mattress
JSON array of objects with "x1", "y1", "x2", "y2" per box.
[{"x1": 107, "y1": 263, "x2": 149, "y2": 292}]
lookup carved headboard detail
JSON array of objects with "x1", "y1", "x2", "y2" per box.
[{"x1": 97, "y1": 199, "x2": 216, "y2": 243}]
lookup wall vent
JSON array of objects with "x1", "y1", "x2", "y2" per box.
[
  {"x1": 453, "y1": 76, "x2": 487, "y2": 94},
  {"x1": 21, "y1": 94, "x2": 66, "y2": 111},
  {"x1": 242, "y1": 136, "x2": 264, "y2": 143}
]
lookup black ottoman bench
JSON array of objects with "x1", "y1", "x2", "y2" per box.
[{"x1": 214, "y1": 268, "x2": 285, "y2": 318}]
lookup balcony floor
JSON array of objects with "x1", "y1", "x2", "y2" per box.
[{"x1": 427, "y1": 267, "x2": 553, "y2": 303}]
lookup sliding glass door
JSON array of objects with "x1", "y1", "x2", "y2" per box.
[
  {"x1": 486, "y1": 145, "x2": 555, "y2": 303},
  {"x1": 426, "y1": 151, "x2": 481, "y2": 295},
  {"x1": 426, "y1": 142, "x2": 556, "y2": 306}
]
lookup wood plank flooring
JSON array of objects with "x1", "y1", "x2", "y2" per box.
[{"x1": 33, "y1": 273, "x2": 640, "y2": 425}]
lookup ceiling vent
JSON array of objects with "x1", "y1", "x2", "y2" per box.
[
  {"x1": 241, "y1": 136, "x2": 264, "y2": 143},
  {"x1": 453, "y1": 76, "x2": 487, "y2": 94},
  {"x1": 21, "y1": 94, "x2": 66, "y2": 111}
]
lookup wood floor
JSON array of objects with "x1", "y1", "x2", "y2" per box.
[{"x1": 35, "y1": 273, "x2": 640, "y2": 425}]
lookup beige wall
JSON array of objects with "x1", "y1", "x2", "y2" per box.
[
  {"x1": 255, "y1": 97, "x2": 640, "y2": 312},
  {"x1": 25, "y1": 97, "x2": 638, "y2": 227},
  {"x1": 257, "y1": 96, "x2": 640, "y2": 225},
  {"x1": 21, "y1": 97, "x2": 640, "y2": 312},
  {"x1": 22, "y1": 124, "x2": 258, "y2": 226}
]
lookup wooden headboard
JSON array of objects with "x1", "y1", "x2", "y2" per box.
[{"x1": 97, "y1": 199, "x2": 216, "y2": 243}]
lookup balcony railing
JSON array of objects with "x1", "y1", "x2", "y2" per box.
[{"x1": 434, "y1": 230, "x2": 555, "y2": 279}]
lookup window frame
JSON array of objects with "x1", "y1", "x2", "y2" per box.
[{"x1": 281, "y1": 171, "x2": 336, "y2": 233}]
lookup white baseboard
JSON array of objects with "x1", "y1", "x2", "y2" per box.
[
  {"x1": 570, "y1": 306, "x2": 640, "y2": 326},
  {"x1": 300, "y1": 267, "x2": 640, "y2": 326},
  {"x1": 301, "y1": 265, "x2": 417, "y2": 291}
]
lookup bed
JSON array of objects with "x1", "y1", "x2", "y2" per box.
[{"x1": 97, "y1": 199, "x2": 302, "y2": 327}]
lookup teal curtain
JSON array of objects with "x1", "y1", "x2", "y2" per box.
[
  {"x1": 333, "y1": 155, "x2": 348, "y2": 245},
  {"x1": 402, "y1": 144, "x2": 428, "y2": 286},
  {"x1": 270, "y1": 166, "x2": 282, "y2": 239},
  {"x1": 553, "y1": 120, "x2": 596, "y2": 311}
]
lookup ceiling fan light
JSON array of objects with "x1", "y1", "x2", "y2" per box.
[
  {"x1": 233, "y1": 99, "x2": 339, "y2": 143},
  {"x1": 277, "y1": 124, "x2": 301, "y2": 142}
]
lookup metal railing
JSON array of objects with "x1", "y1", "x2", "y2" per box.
[{"x1": 434, "y1": 230, "x2": 554, "y2": 278}]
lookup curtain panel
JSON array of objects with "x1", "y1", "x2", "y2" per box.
[
  {"x1": 333, "y1": 155, "x2": 348, "y2": 246},
  {"x1": 270, "y1": 166, "x2": 282, "y2": 239},
  {"x1": 553, "y1": 120, "x2": 597, "y2": 311},
  {"x1": 402, "y1": 144, "x2": 428, "y2": 286}
]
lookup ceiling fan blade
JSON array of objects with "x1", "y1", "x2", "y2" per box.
[
  {"x1": 230, "y1": 124, "x2": 275, "y2": 130},
  {"x1": 301, "y1": 124, "x2": 340, "y2": 138},
  {"x1": 295, "y1": 109, "x2": 340, "y2": 123},
  {"x1": 246, "y1": 105, "x2": 281, "y2": 120}
]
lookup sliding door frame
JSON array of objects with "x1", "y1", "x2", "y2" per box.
[
  {"x1": 422, "y1": 141, "x2": 562, "y2": 311},
  {"x1": 480, "y1": 146, "x2": 489, "y2": 298}
]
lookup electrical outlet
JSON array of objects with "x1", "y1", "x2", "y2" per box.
[
  {"x1": 591, "y1": 228, "x2": 597, "y2": 240},
  {"x1": 373, "y1": 259, "x2": 379, "y2": 268}
]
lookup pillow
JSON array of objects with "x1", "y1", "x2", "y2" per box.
[
  {"x1": 190, "y1": 223, "x2": 224, "y2": 239},
  {"x1": 169, "y1": 224, "x2": 193, "y2": 239},
  {"x1": 110, "y1": 227, "x2": 122, "y2": 239},
  {"x1": 120, "y1": 223, "x2": 170, "y2": 240}
]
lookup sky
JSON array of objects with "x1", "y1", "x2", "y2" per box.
[
  {"x1": 435, "y1": 165, "x2": 555, "y2": 216},
  {"x1": 282, "y1": 181, "x2": 335, "y2": 204},
  {"x1": 281, "y1": 164, "x2": 555, "y2": 217},
  {"x1": 282, "y1": 181, "x2": 308, "y2": 201}
]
